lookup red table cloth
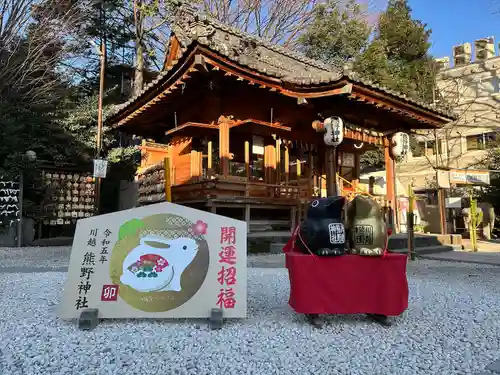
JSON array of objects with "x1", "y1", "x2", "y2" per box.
[{"x1": 285, "y1": 251, "x2": 409, "y2": 316}]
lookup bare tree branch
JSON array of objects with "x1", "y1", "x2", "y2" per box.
[
  {"x1": 195, "y1": 0, "x2": 319, "y2": 46},
  {"x1": 0, "y1": 0, "x2": 83, "y2": 106}
]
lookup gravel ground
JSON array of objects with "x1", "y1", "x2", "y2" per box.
[
  {"x1": 1, "y1": 261, "x2": 500, "y2": 375},
  {"x1": 0, "y1": 246, "x2": 71, "y2": 269}
]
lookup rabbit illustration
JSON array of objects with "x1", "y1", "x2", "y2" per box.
[
  {"x1": 158, "y1": 237, "x2": 199, "y2": 292},
  {"x1": 120, "y1": 235, "x2": 199, "y2": 293},
  {"x1": 120, "y1": 235, "x2": 175, "y2": 293}
]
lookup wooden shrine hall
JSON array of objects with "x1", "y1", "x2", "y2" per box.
[{"x1": 105, "y1": 2, "x2": 454, "y2": 237}]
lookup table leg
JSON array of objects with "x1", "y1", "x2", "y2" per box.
[
  {"x1": 305, "y1": 314, "x2": 323, "y2": 328},
  {"x1": 366, "y1": 314, "x2": 392, "y2": 327}
]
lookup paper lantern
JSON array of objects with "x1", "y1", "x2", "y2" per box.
[
  {"x1": 391, "y1": 132, "x2": 410, "y2": 157},
  {"x1": 323, "y1": 117, "x2": 344, "y2": 147}
]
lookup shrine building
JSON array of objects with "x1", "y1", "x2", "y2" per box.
[{"x1": 104, "y1": 3, "x2": 455, "y2": 238}]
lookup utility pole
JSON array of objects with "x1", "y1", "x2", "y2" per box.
[
  {"x1": 95, "y1": 6, "x2": 107, "y2": 215},
  {"x1": 434, "y1": 129, "x2": 446, "y2": 234},
  {"x1": 433, "y1": 70, "x2": 447, "y2": 235}
]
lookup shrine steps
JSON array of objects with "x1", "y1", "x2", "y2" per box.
[
  {"x1": 259, "y1": 233, "x2": 462, "y2": 256},
  {"x1": 387, "y1": 234, "x2": 461, "y2": 255},
  {"x1": 388, "y1": 245, "x2": 460, "y2": 255}
]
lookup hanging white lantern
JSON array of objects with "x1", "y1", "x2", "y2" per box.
[
  {"x1": 391, "y1": 132, "x2": 410, "y2": 157},
  {"x1": 323, "y1": 117, "x2": 344, "y2": 147}
]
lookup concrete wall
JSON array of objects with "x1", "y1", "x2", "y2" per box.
[
  {"x1": 0, "y1": 218, "x2": 35, "y2": 247},
  {"x1": 119, "y1": 180, "x2": 138, "y2": 211}
]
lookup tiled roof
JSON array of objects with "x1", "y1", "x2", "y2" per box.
[{"x1": 105, "y1": 1, "x2": 455, "y2": 123}]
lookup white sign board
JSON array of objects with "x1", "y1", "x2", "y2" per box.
[
  {"x1": 445, "y1": 197, "x2": 462, "y2": 209},
  {"x1": 0, "y1": 177, "x2": 19, "y2": 226},
  {"x1": 449, "y1": 169, "x2": 490, "y2": 185},
  {"x1": 93, "y1": 159, "x2": 108, "y2": 178},
  {"x1": 59, "y1": 202, "x2": 247, "y2": 319},
  {"x1": 437, "y1": 170, "x2": 451, "y2": 189}
]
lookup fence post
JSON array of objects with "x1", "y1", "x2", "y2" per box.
[
  {"x1": 407, "y1": 184, "x2": 416, "y2": 261},
  {"x1": 164, "y1": 157, "x2": 172, "y2": 203}
]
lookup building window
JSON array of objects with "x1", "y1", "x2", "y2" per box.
[
  {"x1": 466, "y1": 132, "x2": 497, "y2": 151},
  {"x1": 413, "y1": 140, "x2": 437, "y2": 157},
  {"x1": 437, "y1": 140, "x2": 446, "y2": 155}
]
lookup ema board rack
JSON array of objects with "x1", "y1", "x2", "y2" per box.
[
  {"x1": 137, "y1": 162, "x2": 167, "y2": 206},
  {"x1": 40, "y1": 170, "x2": 96, "y2": 226}
]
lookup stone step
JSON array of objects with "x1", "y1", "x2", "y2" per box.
[
  {"x1": 249, "y1": 220, "x2": 290, "y2": 227},
  {"x1": 31, "y1": 237, "x2": 74, "y2": 247},
  {"x1": 248, "y1": 231, "x2": 292, "y2": 239},
  {"x1": 388, "y1": 234, "x2": 461, "y2": 249},
  {"x1": 389, "y1": 245, "x2": 458, "y2": 255}
]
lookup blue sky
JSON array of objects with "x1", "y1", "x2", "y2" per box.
[{"x1": 407, "y1": 0, "x2": 500, "y2": 58}]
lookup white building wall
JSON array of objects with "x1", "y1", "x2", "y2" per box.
[{"x1": 397, "y1": 53, "x2": 500, "y2": 189}]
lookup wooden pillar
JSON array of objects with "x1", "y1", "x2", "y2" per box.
[
  {"x1": 190, "y1": 150, "x2": 202, "y2": 181},
  {"x1": 167, "y1": 145, "x2": 174, "y2": 186},
  {"x1": 353, "y1": 152, "x2": 360, "y2": 184},
  {"x1": 284, "y1": 145, "x2": 290, "y2": 184},
  {"x1": 244, "y1": 141, "x2": 250, "y2": 179},
  {"x1": 325, "y1": 146, "x2": 337, "y2": 196},
  {"x1": 438, "y1": 188, "x2": 447, "y2": 234},
  {"x1": 219, "y1": 122, "x2": 230, "y2": 176},
  {"x1": 296, "y1": 154, "x2": 302, "y2": 179},
  {"x1": 264, "y1": 140, "x2": 275, "y2": 184},
  {"x1": 307, "y1": 151, "x2": 313, "y2": 198},
  {"x1": 384, "y1": 138, "x2": 396, "y2": 228},
  {"x1": 275, "y1": 137, "x2": 281, "y2": 183},
  {"x1": 207, "y1": 140, "x2": 213, "y2": 177}
]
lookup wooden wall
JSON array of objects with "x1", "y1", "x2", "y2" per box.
[
  {"x1": 169, "y1": 136, "x2": 192, "y2": 185},
  {"x1": 140, "y1": 142, "x2": 169, "y2": 169}
]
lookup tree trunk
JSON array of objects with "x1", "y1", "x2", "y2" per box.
[
  {"x1": 133, "y1": 0, "x2": 144, "y2": 97},
  {"x1": 133, "y1": 39, "x2": 144, "y2": 96}
]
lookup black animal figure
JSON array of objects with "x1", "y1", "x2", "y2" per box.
[{"x1": 296, "y1": 196, "x2": 347, "y2": 256}]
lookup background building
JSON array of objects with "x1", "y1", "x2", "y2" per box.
[{"x1": 397, "y1": 37, "x2": 500, "y2": 189}]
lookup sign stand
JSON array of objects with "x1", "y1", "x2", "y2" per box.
[
  {"x1": 209, "y1": 308, "x2": 224, "y2": 330},
  {"x1": 78, "y1": 308, "x2": 99, "y2": 330}
]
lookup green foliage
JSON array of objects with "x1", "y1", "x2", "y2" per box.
[
  {"x1": 299, "y1": 0, "x2": 370, "y2": 67},
  {"x1": 56, "y1": 91, "x2": 140, "y2": 179},
  {"x1": 353, "y1": 39, "x2": 392, "y2": 87},
  {"x1": 360, "y1": 0, "x2": 436, "y2": 101},
  {"x1": 359, "y1": 148, "x2": 385, "y2": 170},
  {"x1": 378, "y1": 0, "x2": 430, "y2": 61}
]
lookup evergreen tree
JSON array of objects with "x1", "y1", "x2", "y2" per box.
[
  {"x1": 299, "y1": 0, "x2": 371, "y2": 67},
  {"x1": 299, "y1": 0, "x2": 436, "y2": 170},
  {"x1": 372, "y1": 0, "x2": 435, "y2": 101}
]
